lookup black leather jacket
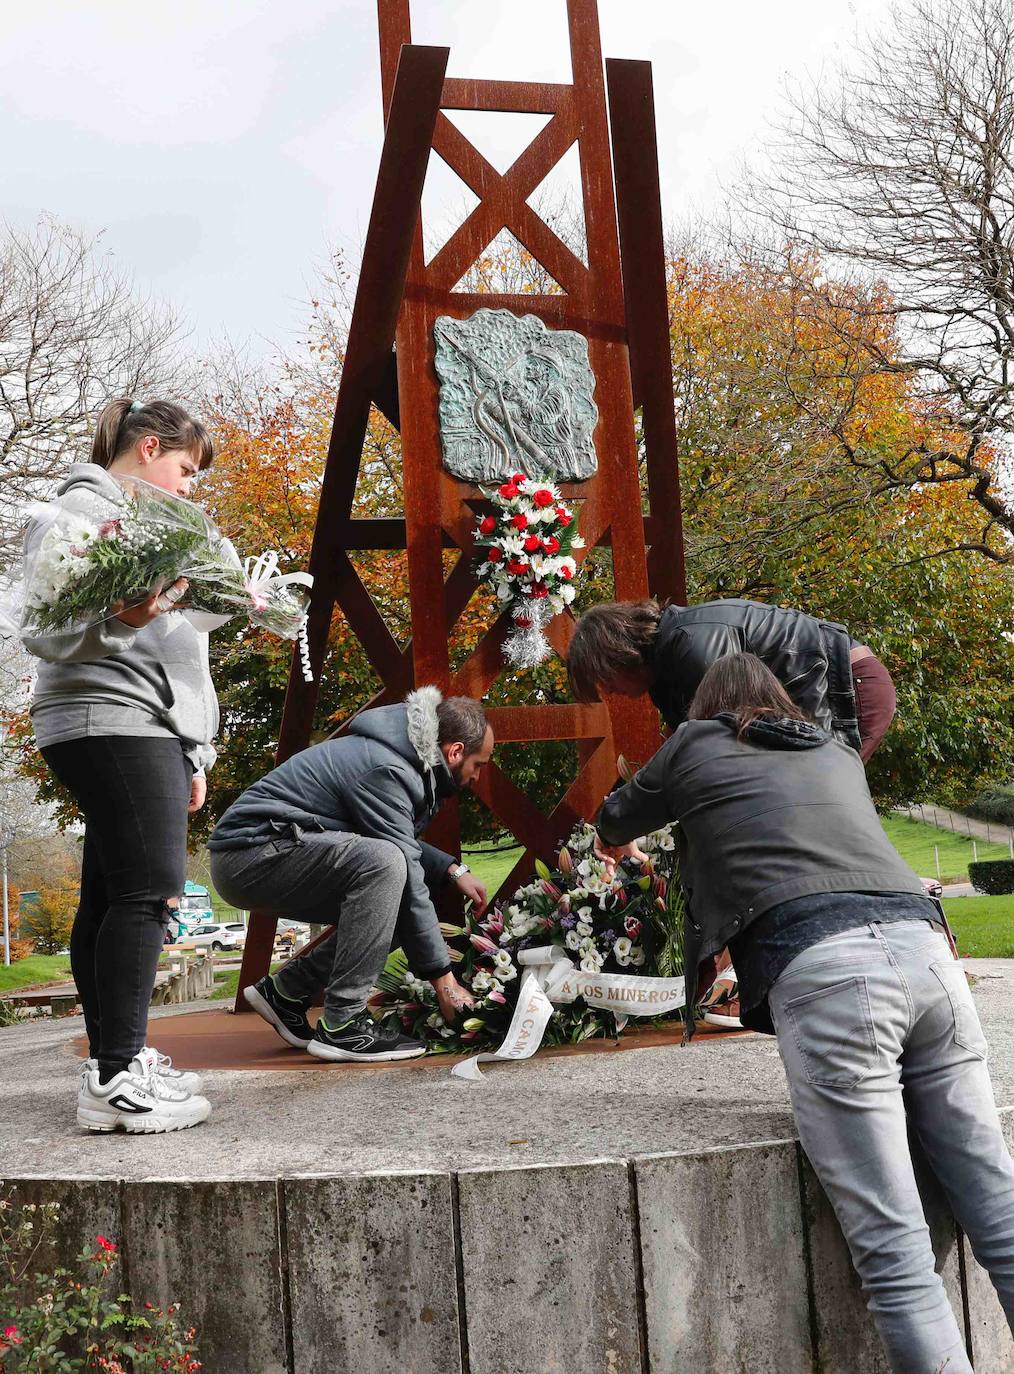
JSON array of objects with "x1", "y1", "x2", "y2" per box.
[
  {"x1": 597, "y1": 715, "x2": 925, "y2": 1033},
  {"x1": 647, "y1": 600, "x2": 861, "y2": 750}
]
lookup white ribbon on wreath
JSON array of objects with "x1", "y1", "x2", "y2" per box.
[
  {"x1": 451, "y1": 945, "x2": 686, "y2": 1080},
  {"x1": 242, "y1": 551, "x2": 315, "y2": 684}
]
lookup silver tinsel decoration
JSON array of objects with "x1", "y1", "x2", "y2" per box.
[{"x1": 503, "y1": 599, "x2": 553, "y2": 668}]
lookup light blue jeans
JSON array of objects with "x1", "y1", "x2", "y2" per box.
[{"x1": 769, "y1": 918, "x2": 1014, "y2": 1374}]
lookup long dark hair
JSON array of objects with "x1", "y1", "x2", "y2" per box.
[
  {"x1": 567, "y1": 599, "x2": 662, "y2": 701},
  {"x1": 687, "y1": 652, "x2": 811, "y2": 738}
]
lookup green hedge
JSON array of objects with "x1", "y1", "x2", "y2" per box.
[
  {"x1": 967, "y1": 785, "x2": 1014, "y2": 827},
  {"x1": 969, "y1": 859, "x2": 1014, "y2": 895}
]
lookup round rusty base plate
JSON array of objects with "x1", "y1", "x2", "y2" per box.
[{"x1": 72, "y1": 1006, "x2": 750, "y2": 1072}]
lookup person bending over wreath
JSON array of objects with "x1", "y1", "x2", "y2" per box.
[
  {"x1": 568, "y1": 597, "x2": 897, "y2": 1029},
  {"x1": 210, "y1": 689, "x2": 493, "y2": 1063},
  {"x1": 594, "y1": 652, "x2": 1013, "y2": 1374}
]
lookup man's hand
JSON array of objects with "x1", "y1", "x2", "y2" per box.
[
  {"x1": 450, "y1": 865, "x2": 488, "y2": 915},
  {"x1": 432, "y1": 971, "x2": 475, "y2": 1024},
  {"x1": 593, "y1": 835, "x2": 650, "y2": 872},
  {"x1": 188, "y1": 773, "x2": 207, "y2": 814},
  {"x1": 113, "y1": 577, "x2": 189, "y2": 628}
]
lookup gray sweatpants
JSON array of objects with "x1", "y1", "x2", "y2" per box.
[{"x1": 211, "y1": 830, "x2": 409, "y2": 1022}]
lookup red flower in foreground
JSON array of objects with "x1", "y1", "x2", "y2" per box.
[
  {"x1": 523, "y1": 535, "x2": 542, "y2": 553},
  {"x1": 96, "y1": 1234, "x2": 117, "y2": 1253},
  {"x1": 542, "y1": 535, "x2": 560, "y2": 555},
  {"x1": 510, "y1": 513, "x2": 528, "y2": 530},
  {"x1": 559, "y1": 566, "x2": 573, "y2": 580},
  {"x1": 510, "y1": 472, "x2": 528, "y2": 485},
  {"x1": 555, "y1": 507, "x2": 572, "y2": 526},
  {"x1": 506, "y1": 558, "x2": 529, "y2": 576},
  {"x1": 486, "y1": 546, "x2": 503, "y2": 562},
  {"x1": 479, "y1": 515, "x2": 497, "y2": 535},
  {"x1": 530, "y1": 582, "x2": 549, "y2": 599},
  {"x1": 3, "y1": 1325, "x2": 22, "y2": 1346},
  {"x1": 533, "y1": 488, "x2": 555, "y2": 507},
  {"x1": 499, "y1": 483, "x2": 519, "y2": 499}
]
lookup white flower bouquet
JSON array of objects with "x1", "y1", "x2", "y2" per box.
[
  {"x1": 3, "y1": 474, "x2": 314, "y2": 678},
  {"x1": 372, "y1": 820, "x2": 686, "y2": 1056}
]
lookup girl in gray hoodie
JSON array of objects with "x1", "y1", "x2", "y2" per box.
[{"x1": 25, "y1": 398, "x2": 219, "y2": 1133}]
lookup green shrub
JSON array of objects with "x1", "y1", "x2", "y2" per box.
[
  {"x1": 967, "y1": 785, "x2": 1014, "y2": 828},
  {"x1": 968, "y1": 859, "x2": 1014, "y2": 895}
]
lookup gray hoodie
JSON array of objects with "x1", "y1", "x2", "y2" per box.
[
  {"x1": 210, "y1": 686, "x2": 458, "y2": 975},
  {"x1": 25, "y1": 463, "x2": 218, "y2": 773},
  {"x1": 598, "y1": 713, "x2": 925, "y2": 1029}
]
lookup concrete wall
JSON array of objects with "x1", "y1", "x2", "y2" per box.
[{"x1": 9, "y1": 1124, "x2": 1013, "y2": 1373}]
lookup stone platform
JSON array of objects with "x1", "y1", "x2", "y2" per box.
[{"x1": 3, "y1": 961, "x2": 1014, "y2": 1373}]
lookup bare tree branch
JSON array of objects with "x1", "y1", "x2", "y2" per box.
[
  {"x1": 746, "y1": 0, "x2": 1014, "y2": 557},
  {"x1": 0, "y1": 214, "x2": 188, "y2": 569}
]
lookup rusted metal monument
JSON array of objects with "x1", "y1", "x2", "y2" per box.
[{"x1": 236, "y1": 0, "x2": 685, "y2": 1008}]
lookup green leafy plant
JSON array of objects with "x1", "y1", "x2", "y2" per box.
[
  {"x1": 969, "y1": 860, "x2": 1014, "y2": 896},
  {"x1": 0, "y1": 1186, "x2": 200, "y2": 1372},
  {"x1": 0, "y1": 1001, "x2": 21, "y2": 1030}
]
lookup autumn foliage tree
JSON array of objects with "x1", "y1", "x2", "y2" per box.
[
  {"x1": 753, "y1": 0, "x2": 1014, "y2": 561},
  {"x1": 8, "y1": 234, "x2": 1014, "y2": 839},
  {"x1": 665, "y1": 247, "x2": 1014, "y2": 803},
  {"x1": 26, "y1": 878, "x2": 77, "y2": 955}
]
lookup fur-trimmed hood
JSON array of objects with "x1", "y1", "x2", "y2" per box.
[{"x1": 347, "y1": 685, "x2": 447, "y2": 776}]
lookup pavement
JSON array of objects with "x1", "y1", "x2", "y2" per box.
[
  {"x1": 900, "y1": 803, "x2": 1014, "y2": 848},
  {"x1": 3, "y1": 959, "x2": 1014, "y2": 1181}
]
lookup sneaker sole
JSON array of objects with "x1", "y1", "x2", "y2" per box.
[
  {"x1": 77, "y1": 1102, "x2": 212, "y2": 1134},
  {"x1": 701, "y1": 1011, "x2": 743, "y2": 1030},
  {"x1": 243, "y1": 983, "x2": 312, "y2": 1049},
  {"x1": 306, "y1": 1040, "x2": 427, "y2": 1063}
]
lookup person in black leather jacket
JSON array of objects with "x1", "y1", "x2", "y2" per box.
[
  {"x1": 567, "y1": 598, "x2": 896, "y2": 761},
  {"x1": 569, "y1": 598, "x2": 898, "y2": 1028}
]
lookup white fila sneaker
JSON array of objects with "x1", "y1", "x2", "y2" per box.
[
  {"x1": 79, "y1": 1047, "x2": 203, "y2": 1095},
  {"x1": 77, "y1": 1066, "x2": 212, "y2": 1134}
]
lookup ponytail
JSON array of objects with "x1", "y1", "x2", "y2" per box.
[{"x1": 90, "y1": 398, "x2": 214, "y2": 471}]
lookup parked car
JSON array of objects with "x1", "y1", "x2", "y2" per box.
[{"x1": 179, "y1": 922, "x2": 246, "y2": 953}]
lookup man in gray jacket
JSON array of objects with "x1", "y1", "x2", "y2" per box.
[{"x1": 210, "y1": 688, "x2": 493, "y2": 1062}]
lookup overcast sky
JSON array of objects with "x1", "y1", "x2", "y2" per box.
[{"x1": 3, "y1": 0, "x2": 895, "y2": 359}]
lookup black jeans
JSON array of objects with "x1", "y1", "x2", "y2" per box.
[{"x1": 41, "y1": 736, "x2": 192, "y2": 1065}]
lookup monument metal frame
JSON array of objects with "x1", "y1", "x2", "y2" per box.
[{"x1": 236, "y1": 0, "x2": 685, "y2": 1009}]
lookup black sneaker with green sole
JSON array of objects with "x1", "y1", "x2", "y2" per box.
[
  {"x1": 307, "y1": 1011, "x2": 426, "y2": 1062},
  {"x1": 243, "y1": 976, "x2": 314, "y2": 1049}
]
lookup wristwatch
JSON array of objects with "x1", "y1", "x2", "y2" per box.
[{"x1": 449, "y1": 862, "x2": 471, "y2": 880}]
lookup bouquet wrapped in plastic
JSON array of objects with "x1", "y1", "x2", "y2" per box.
[{"x1": 2, "y1": 474, "x2": 314, "y2": 680}]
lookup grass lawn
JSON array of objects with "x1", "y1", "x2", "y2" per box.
[
  {"x1": 879, "y1": 815, "x2": 1009, "y2": 884},
  {"x1": 943, "y1": 896, "x2": 1014, "y2": 959},
  {"x1": 211, "y1": 896, "x2": 245, "y2": 923},
  {"x1": 463, "y1": 844, "x2": 523, "y2": 897},
  {"x1": 211, "y1": 962, "x2": 282, "y2": 1002},
  {"x1": 0, "y1": 954, "x2": 73, "y2": 994}
]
